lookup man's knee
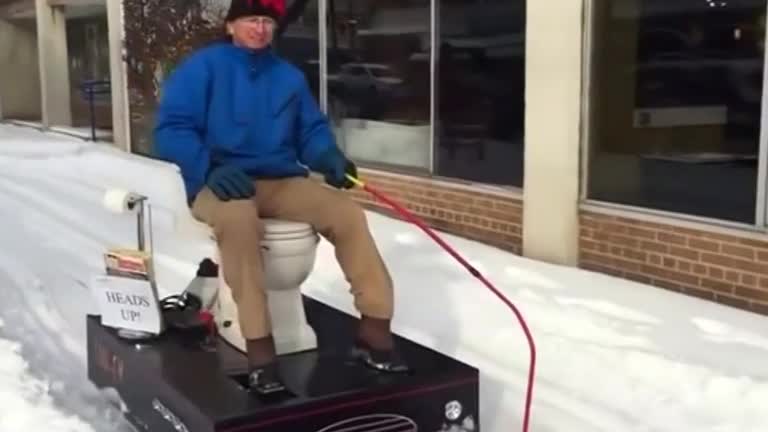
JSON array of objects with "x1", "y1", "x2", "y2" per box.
[
  {"x1": 213, "y1": 199, "x2": 263, "y2": 240},
  {"x1": 334, "y1": 194, "x2": 368, "y2": 230}
]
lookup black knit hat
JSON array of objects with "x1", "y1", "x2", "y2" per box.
[{"x1": 225, "y1": 0, "x2": 286, "y2": 22}]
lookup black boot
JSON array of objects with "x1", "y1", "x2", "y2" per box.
[
  {"x1": 352, "y1": 316, "x2": 410, "y2": 373},
  {"x1": 247, "y1": 362, "x2": 286, "y2": 395},
  {"x1": 246, "y1": 336, "x2": 287, "y2": 395},
  {"x1": 350, "y1": 338, "x2": 410, "y2": 373}
]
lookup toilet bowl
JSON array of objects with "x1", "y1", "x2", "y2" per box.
[{"x1": 212, "y1": 218, "x2": 320, "y2": 356}]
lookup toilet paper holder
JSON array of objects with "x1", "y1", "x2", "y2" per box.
[
  {"x1": 126, "y1": 193, "x2": 150, "y2": 253},
  {"x1": 102, "y1": 189, "x2": 152, "y2": 253},
  {"x1": 101, "y1": 189, "x2": 162, "y2": 341}
]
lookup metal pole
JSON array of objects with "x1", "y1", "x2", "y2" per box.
[
  {"x1": 319, "y1": 0, "x2": 328, "y2": 114},
  {"x1": 137, "y1": 198, "x2": 146, "y2": 252},
  {"x1": 89, "y1": 84, "x2": 96, "y2": 141},
  {"x1": 756, "y1": 3, "x2": 768, "y2": 227}
]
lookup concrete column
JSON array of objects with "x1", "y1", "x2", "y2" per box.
[
  {"x1": 0, "y1": 18, "x2": 42, "y2": 120},
  {"x1": 521, "y1": 0, "x2": 585, "y2": 266},
  {"x1": 35, "y1": 0, "x2": 71, "y2": 127},
  {"x1": 107, "y1": 0, "x2": 131, "y2": 151}
]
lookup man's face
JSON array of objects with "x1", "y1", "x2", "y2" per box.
[{"x1": 228, "y1": 15, "x2": 275, "y2": 50}]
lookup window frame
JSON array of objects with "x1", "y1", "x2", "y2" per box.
[
  {"x1": 756, "y1": 5, "x2": 768, "y2": 227},
  {"x1": 317, "y1": 0, "x2": 436, "y2": 174},
  {"x1": 580, "y1": 0, "x2": 768, "y2": 231}
]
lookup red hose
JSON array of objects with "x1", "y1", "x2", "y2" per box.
[{"x1": 356, "y1": 180, "x2": 536, "y2": 432}]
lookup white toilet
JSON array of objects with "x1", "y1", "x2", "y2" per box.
[
  {"x1": 94, "y1": 155, "x2": 321, "y2": 355},
  {"x1": 211, "y1": 218, "x2": 320, "y2": 356}
]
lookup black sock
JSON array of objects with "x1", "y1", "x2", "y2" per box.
[
  {"x1": 358, "y1": 316, "x2": 394, "y2": 351},
  {"x1": 246, "y1": 336, "x2": 276, "y2": 369}
]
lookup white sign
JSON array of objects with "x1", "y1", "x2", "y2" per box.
[{"x1": 90, "y1": 274, "x2": 163, "y2": 335}]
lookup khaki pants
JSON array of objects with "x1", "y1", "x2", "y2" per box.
[{"x1": 191, "y1": 177, "x2": 393, "y2": 340}]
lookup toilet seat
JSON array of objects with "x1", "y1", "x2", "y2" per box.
[
  {"x1": 263, "y1": 219, "x2": 315, "y2": 241},
  {"x1": 213, "y1": 218, "x2": 320, "y2": 356}
]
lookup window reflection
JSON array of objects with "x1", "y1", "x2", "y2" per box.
[
  {"x1": 588, "y1": 0, "x2": 766, "y2": 223},
  {"x1": 435, "y1": 0, "x2": 526, "y2": 187},
  {"x1": 67, "y1": 10, "x2": 113, "y2": 132},
  {"x1": 326, "y1": 0, "x2": 432, "y2": 170},
  {"x1": 276, "y1": 0, "x2": 321, "y2": 101}
]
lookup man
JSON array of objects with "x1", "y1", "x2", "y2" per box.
[{"x1": 153, "y1": 0, "x2": 408, "y2": 395}]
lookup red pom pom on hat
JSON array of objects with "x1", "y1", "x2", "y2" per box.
[{"x1": 227, "y1": 0, "x2": 286, "y2": 21}]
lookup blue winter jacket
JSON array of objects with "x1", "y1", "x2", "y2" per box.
[{"x1": 153, "y1": 41, "x2": 339, "y2": 202}]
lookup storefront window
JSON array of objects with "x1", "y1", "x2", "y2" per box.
[
  {"x1": 587, "y1": 0, "x2": 766, "y2": 224},
  {"x1": 326, "y1": 0, "x2": 432, "y2": 170},
  {"x1": 67, "y1": 10, "x2": 113, "y2": 131},
  {"x1": 435, "y1": 0, "x2": 526, "y2": 187},
  {"x1": 276, "y1": 0, "x2": 320, "y2": 101}
]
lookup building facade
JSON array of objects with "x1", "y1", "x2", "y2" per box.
[{"x1": 2, "y1": 0, "x2": 768, "y2": 316}]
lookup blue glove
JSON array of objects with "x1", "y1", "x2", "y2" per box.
[
  {"x1": 205, "y1": 165, "x2": 255, "y2": 201},
  {"x1": 315, "y1": 149, "x2": 357, "y2": 189}
]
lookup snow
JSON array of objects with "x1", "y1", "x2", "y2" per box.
[{"x1": 0, "y1": 122, "x2": 767, "y2": 432}]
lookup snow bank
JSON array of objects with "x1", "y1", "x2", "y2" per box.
[
  {"x1": 0, "y1": 324, "x2": 94, "y2": 432},
  {"x1": 304, "y1": 218, "x2": 768, "y2": 432},
  {"x1": 0, "y1": 123, "x2": 767, "y2": 432}
]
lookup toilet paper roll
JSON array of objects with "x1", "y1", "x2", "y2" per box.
[{"x1": 103, "y1": 188, "x2": 139, "y2": 214}]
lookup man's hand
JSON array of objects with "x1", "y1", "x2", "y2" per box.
[
  {"x1": 206, "y1": 165, "x2": 255, "y2": 201},
  {"x1": 320, "y1": 151, "x2": 357, "y2": 189}
]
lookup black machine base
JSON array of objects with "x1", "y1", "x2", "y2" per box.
[{"x1": 87, "y1": 297, "x2": 479, "y2": 432}]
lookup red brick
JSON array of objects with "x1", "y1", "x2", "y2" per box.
[
  {"x1": 652, "y1": 278, "x2": 685, "y2": 293},
  {"x1": 475, "y1": 199, "x2": 494, "y2": 208},
  {"x1": 736, "y1": 237, "x2": 768, "y2": 249},
  {"x1": 715, "y1": 294, "x2": 749, "y2": 309},
  {"x1": 701, "y1": 253, "x2": 768, "y2": 274},
  {"x1": 692, "y1": 264, "x2": 706, "y2": 274},
  {"x1": 715, "y1": 294, "x2": 751, "y2": 310},
  {"x1": 496, "y1": 203, "x2": 521, "y2": 214},
  {"x1": 616, "y1": 216, "x2": 645, "y2": 227},
  {"x1": 741, "y1": 274, "x2": 757, "y2": 287},
  {"x1": 669, "y1": 246, "x2": 699, "y2": 261},
  {"x1": 701, "y1": 278, "x2": 734, "y2": 294},
  {"x1": 641, "y1": 240, "x2": 669, "y2": 254},
  {"x1": 658, "y1": 232, "x2": 687, "y2": 245},
  {"x1": 581, "y1": 261, "x2": 623, "y2": 278},
  {"x1": 672, "y1": 226, "x2": 709, "y2": 238},
  {"x1": 627, "y1": 226, "x2": 656, "y2": 239},
  {"x1": 758, "y1": 250, "x2": 768, "y2": 262},
  {"x1": 700, "y1": 231, "x2": 744, "y2": 244},
  {"x1": 581, "y1": 217, "x2": 602, "y2": 229},
  {"x1": 709, "y1": 267, "x2": 724, "y2": 279},
  {"x1": 751, "y1": 302, "x2": 768, "y2": 316},
  {"x1": 602, "y1": 222, "x2": 628, "y2": 235},
  {"x1": 734, "y1": 286, "x2": 768, "y2": 303},
  {"x1": 486, "y1": 210, "x2": 514, "y2": 220},
  {"x1": 593, "y1": 232, "x2": 640, "y2": 248},
  {"x1": 642, "y1": 264, "x2": 699, "y2": 286},
  {"x1": 684, "y1": 286, "x2": 716, "y2": 301},
  {"x1": 725, "y1": 271, "x2": 740, "y2": 283},
  {"x1": 625, "y1": 272, "x2": 652, "y2": 284},
  {"x1": 689, "y1": 238, "x2": 720, "y2": 253},
  {"x1": 721, "y1": 244, "x2": 755, "y2": 261},
  {"x1": 578, "y1": 210, "x2": 768, "y2": 314},
  {"x1": 622, "y1": 248, "x2": 647, "y2": 261}
]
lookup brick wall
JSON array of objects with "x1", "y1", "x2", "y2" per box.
[
  {"x1": 580, "y1": 210, "x2": 768, "y2": 316},
  {"x1": 349, "y1": 170, "x2": 524, "y2": 254}
]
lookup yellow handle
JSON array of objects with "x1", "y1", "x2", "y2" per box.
[{"x1": 345, "y1": 173, "x2": 365, "y2": 188}]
